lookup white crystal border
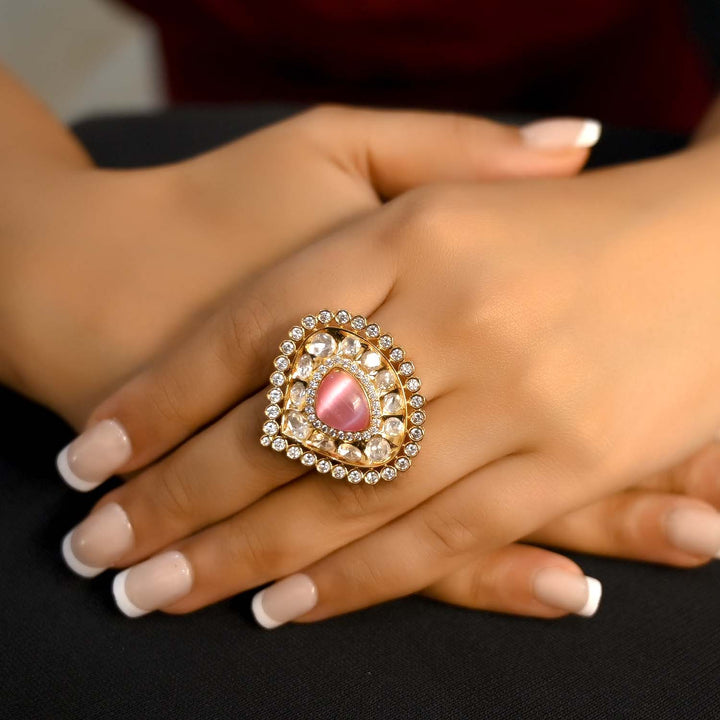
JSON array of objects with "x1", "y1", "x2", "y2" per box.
[{"x1": 259, "y1": 309, "x2": 425, "y2": 484}]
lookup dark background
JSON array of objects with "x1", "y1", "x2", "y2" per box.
[{"x1": 1, "y1": 107, "x2": 719, "y2": 719}]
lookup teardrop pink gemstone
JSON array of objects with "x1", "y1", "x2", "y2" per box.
[{"x1": 315, "y1": 369, "x2": 371, "y2": 433}]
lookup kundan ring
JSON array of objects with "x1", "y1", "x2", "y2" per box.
[{"x1": 260, "y1": 310, "x2": 425, "y2": 484}]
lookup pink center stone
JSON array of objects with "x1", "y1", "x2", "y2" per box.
[{"x1": 315, "y1": 369, "x2": 371, "y2": 433}]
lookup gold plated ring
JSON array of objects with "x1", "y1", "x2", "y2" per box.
[{"x1": 260, "y1": 310, "x2": 425, "y2": 484}]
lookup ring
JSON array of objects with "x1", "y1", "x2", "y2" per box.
[{"x1": 260, "y1": 309, "x2": 425, "y2": 484}]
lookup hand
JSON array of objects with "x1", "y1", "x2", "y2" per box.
[
  {"x1": 1, "y1": 106, "x2": 595, "y2": 426},
  {"x1": 56, "y1": 138, "x2": 720, "y2": 626}
]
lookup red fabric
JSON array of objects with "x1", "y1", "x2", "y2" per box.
[{"x1": 122, "y1": 0, "x2": 715, "y2": 132}]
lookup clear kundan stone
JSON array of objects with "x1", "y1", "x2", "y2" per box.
[
  {"x1": 381, "y1": 466, "x2": 397, "y2": 481},
  {"x1": 260, "y1": 435, "x2": 271, "y2": 447},
  {"x1": 395, "y1": 456, "x2": 411, "y2": 471},
  {"x1": 331, "y1": 465, "x2": 347, "y2": 479},
  {"x1": 283, "y1": 411, "x2": 311, "y2": 441},
  {"x1": 411, "y1": 411, "x2": 426, "y2": 425},
  {"x1": 267, "y1": 387, "x2": 283, "y2": 403},
  {"x1": 265, "y1": 404, "x2": 281, "y2": 419},
  {"x1": 271, "y1": 437, "x2": 287, "y2": 452},
  {"x1": 316, "y1": 459, "x2": 332, "y2": 473},
  {"x1": 347, "y1": 469, "x2": 363, "y2": 484},
  {"x1": 409, "y1": 427, "x2": 424, "y2": 441},
  {"x1": 365, "y1": 324, "x2": 380, "y2": 338},
  {"x1": 410, "y1": 395, "x2": 425, "y2": 409},
  {"x1": 301, "y1": 452, "x2": 316, "y2": 466},
  {"x1": 280, "y1": 340, "x2": 296, "y2": 355},
  {"x1": 338, "y1": 335, "x2": 362, "y2": 358},
  {"x1": 374, "y1": 369, "x2": 396, "y2": 392},
  {"x1": 306, "y1": 332, "x2": 336, "y2": 358},
  {"x1": 365, "y1": 436, "x2": 391, "y2": 463},
  {"x1": 308, "y1": 431, "x2": 335, "y2": 453},
  {"x1": 335, "y1": 310, "x2": 350, "y2": 324},
  {"x1": 351, "y1": 315, "x2": 366, "y2": 330},
  {"x1": 302, "y1": 315, "x2": 317, "y2": 330},
  {"x1": 389, "y1": 348, "x2": 404, "y2": 362},
  {"x1": 337, "y1": 443, "x2": 363, "y2": 463},
  {"x1": 405, "y1": 443, "x2": 419, "y2": 457},
  {"x1": 364, "y1": 470, "x2": 380, "y2": 485},
  {"x1": 361, "y1": 350, "x2": 382, "y2": 370},
  {"x1": 263, "y1": 420, "x2": 279, "y2": 435},
  {"x1": 290, "y1": 327, "x2": 304, "y2": 342},
  {"x1": 406, "y1": 378, "x2": 421, "y2": 392},
  {"x1": 318, "y1": 310, "x2": 333, "y2": 323},
  {"x1": 382, "y1": 393, "x2": 402, "y2": 415},
  {"x1": 286, "y1": 445, "x2": 302, "y2": 460},
  {"x1": 383, "y1": 417, "x2": 404, "y2": 437},
  {"x1": 295, "y1": 354, "x2": 314, "y2": 380},
  {"x1": 289, "y1": 381, "x2": 307, "y2": 408},
  {"x1": 274, "y1": 356, "x2": 290, "y2": 371},
  {"x1": 270, "y1": 372, "x2": 286, "y2": 386},
  {"x1": 379, "y1": 335, "x2": 393, "y2": 349}
]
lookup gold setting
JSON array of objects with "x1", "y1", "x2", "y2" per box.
[{"x1": 260, "y1": 310, "x2": 424, "y2": 484}]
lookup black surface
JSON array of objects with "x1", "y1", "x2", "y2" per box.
[{"x1": 1, "y1": 107, "x2": 717, "y2": 720}]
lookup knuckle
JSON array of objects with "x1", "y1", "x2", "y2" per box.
[
  {"x1": 444, "y1": 111, "x2": 491, "y2": 161},
  {"x1": 149, "y1": 460, "x2": 199, "y2": 525},
  {"x1": 221, "y1": 291, "x2": 275, "y2": 375},
  {"x1": 145, "y1": 370, "x2": 194, "y2": 427},
  {"x1": 222, "y1": 519, "x2": 278, "y2": 576},
  {"x1": 419, "y1": 508, "x2": 479, "y2": 558},
  {"x1": 391, "y1": 187, "x2": 453, "y2": 249},
  {"x1": 466, "y1": 561, "x2": 492, "y2": 604}
]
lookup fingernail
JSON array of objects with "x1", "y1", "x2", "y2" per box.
[
  {"x1": 112, "y1": 550, "x2": 193, "y2": 618},
  {"x1": 533, "y1": 567, "x2": 602, "y2": 617},
  {"x1": 61, "y1": 503, "x2": 134, "y2": 578},
  {"x1": 251, "y1": 573, "x2": 318, "y2": 629},
  {"x1": 665, "y1": 507, "x2": 720, "y2": 559},
  {"x1": 56, "y1": 419, "x2": 131, "y2": 491},
  {"x1": 520, "y1": 118, "x2": 602, "y2": 150}
]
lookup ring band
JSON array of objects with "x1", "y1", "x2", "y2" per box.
[{"x1": 260, "y1": 310, "x2": 425, "y2": 484}]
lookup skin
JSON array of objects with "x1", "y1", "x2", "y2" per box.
[
  {"x1": 3, "y1": 59, "x2": 720, "y2": 620},
  {"x1": 85, "y1": 113, "x2": 720, "y2": 621}
]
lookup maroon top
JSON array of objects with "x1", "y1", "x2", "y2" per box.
[{"x1": 123, "y1": 0, "x2": 715, "y2": 132}]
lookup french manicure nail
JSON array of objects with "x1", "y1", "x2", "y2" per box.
[
  {"x1": 61, "y1": 502, "x2": 134, "y2": 578},
  {"x1": 252, "y1": 573, "x2": 318, "y2": 629},
  {"x1": 665, "y1": 507, "x2": 720, "y2": 559},
  {"x1": 56, "y1": 419, "x2": 131, "y2": 492},
  {"x1": 533, "y1": 567, "x2": 602, "y2": 617},
  {"x1": 113, "y1": 550, "x2": 193, "y2": 618},
  {"x1": 520, "y1": 118, "x2": 602, "y2": 150}
]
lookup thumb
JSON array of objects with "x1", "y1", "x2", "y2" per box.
[{"x1": 309, "y1": 106, "x2": 601, "y2": 198}]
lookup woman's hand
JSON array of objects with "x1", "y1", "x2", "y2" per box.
[
  {"x1": 56, "y1": 138, "x2": 720, "y2": 625},
  {"x1": 0, "y1": 95, "x2": 597, "y2": 426}
]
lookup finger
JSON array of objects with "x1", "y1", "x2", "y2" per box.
[
  {"x1": 420, "y1": 544, "x2": 601, "y2": 619},
  {"x1": 61, "y1": 330, "x2": 465, "y2": 578},
  {"x1": 636, "y1": 440, "x2": 720, "y2": 508},
  {"x1": 56, "y1": 220, "x2": 397, "y2": 489},
  {"x1": 248, "y1": 452, "x2": 590, "y2": 627},
  {"x1": 104, "y1": 389, "x2": 515, "y2": 615},
  {"x1": 307, "y1": 107, "x2": 601, "y2": 197},
  {"x1": 61, "y1": 390, "x2": 309, "y2": 577},
  {"x1": 527, "y1": 490, "x2": 720, "y2": 567}
]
